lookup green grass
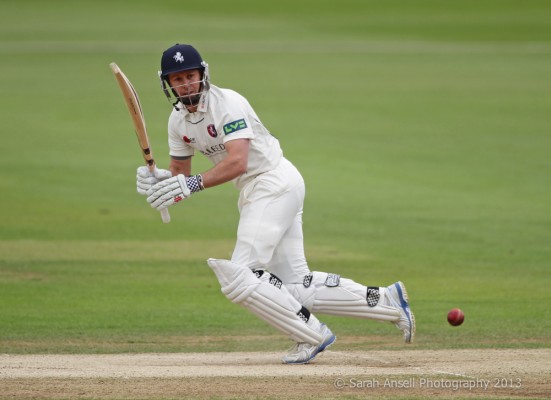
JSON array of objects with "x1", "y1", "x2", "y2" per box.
[{"x1": 1, "y1": 0, "x2": 550, "y2": 356}]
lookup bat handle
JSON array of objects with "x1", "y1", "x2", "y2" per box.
[
  {"x1": 148, "y1": 164, "x2": 171, "y2": 223},
  {"x1": 160, "y1": 208, "x2": 171, "y2": 223}
]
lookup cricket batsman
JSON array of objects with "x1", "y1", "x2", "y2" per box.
[{"x1": 137, "y1": 44, "x2": 415, "y2": 364}]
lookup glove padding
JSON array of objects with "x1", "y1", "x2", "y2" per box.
[
  {"x1": 146, "y1": 174, "x2": 191, "y2": 210},
  {"x1": 136, "y1": 166, "x2": 172, "y2": 195}
]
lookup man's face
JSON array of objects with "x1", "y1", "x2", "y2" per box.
[{"x1": 168, "y1": 69, "x2": 203, "y2": 106}]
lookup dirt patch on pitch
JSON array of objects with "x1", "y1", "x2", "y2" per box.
[{"x1": 1, "y1": 349, "x2": 549, "y2": 399}]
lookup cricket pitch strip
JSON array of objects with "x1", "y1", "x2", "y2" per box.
[{"x1": 1, "y1": 349, "x2": 549, "y2": 398}]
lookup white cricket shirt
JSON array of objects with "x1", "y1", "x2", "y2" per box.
[{"x1": 167, "y1": 85, "x2": 283, "y2": 190}]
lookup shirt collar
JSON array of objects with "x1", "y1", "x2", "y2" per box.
[{"x1": 197, "y1": 90, "x2": 209, "y2": 112}]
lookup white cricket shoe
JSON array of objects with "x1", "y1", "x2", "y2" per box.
[
  {"x1": 386, "y1": 281, "x2": 416, "y2": 343},
  {"x1": 282, "y1": 323, "x2": 336, "y2": 364}
]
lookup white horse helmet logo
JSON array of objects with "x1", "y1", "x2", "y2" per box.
[{"x1": 173, "y1": 52, "x2": 184, "y2": 63}]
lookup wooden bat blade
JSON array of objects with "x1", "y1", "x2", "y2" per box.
[
  {"x1": 110, "y1": 62, "x2": 171, "y2": 224},
  {"x1": 109, "y1": 62, "x2": 154, "y2": 170}
]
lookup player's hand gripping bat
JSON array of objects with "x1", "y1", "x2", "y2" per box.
[{"x1": 109, "y1": 62, "x2": 171, "y2": 223}]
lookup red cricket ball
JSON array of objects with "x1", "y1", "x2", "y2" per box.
[{"x1": 447, "y1": 308, "x2": 465, "y2": 326}]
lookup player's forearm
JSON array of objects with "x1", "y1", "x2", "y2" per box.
[
  {"x1": 201, "y1": 155, "x2": 247, "y2": 188},
  {"x1": 169, "y1": 157, "x2": 191, "y2": 177}
]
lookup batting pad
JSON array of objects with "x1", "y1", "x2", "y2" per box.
[
  {"x1": 207, "y1": 259, "x2": 322, "y2": 345},
  {"x1": 286, "y1": 272, "x2": 400, "y2": 322}
]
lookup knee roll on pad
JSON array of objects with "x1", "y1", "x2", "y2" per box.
[{"x1": 207, "y1": 259, "x2": 322, "y2": 345}]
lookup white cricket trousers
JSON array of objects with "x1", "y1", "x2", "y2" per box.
[{"x1": 231, "y1": 157, "x2": 310, "y2": 284}]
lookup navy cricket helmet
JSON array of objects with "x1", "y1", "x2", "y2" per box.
[
  {"x1": 160, "y1": 44, "x2": 205, "y2": 79},
  {"x1": 158, "y1": 44, "x2": 210, "y2": 109}
]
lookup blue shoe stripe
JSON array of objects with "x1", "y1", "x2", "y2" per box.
[
  {"x1": 394, "y1": 283, "x2": 412, "y2": 341},
  {"x1": 284, "y1": 334, "x2": 336, "y2": 364},
  {"x1": 319, "y1": 334, "x2": 336, "y2": 353},
  {"x1": 283, "y1": 325, "x2": 336, "y2": 364},
  {"x1": 305, "y1": 334, "x2": 336, "y2": 362}
]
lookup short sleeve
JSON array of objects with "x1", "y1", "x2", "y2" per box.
[
  {"x1": 168, "y1": 115, "x2": 195, "y2": 158},
  {"x1": 214, "y1": 92, "x2": 255, "y2": 143}
]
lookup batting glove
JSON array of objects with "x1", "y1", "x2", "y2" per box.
[
  {"x1": 136, "y1": 166, "x2": 172, "y2": 196},
  {"x1": 146, "y1": 174, "x2": 204, "y2": 210}
]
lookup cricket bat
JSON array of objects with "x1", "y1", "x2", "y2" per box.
[{"x1": 109, "y1": 62, "x2": 171, "y2": 223}]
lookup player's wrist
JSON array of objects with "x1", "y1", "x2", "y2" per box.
[{"x1": 186, "y1": 174, "x2": 204, "y2": 193}]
